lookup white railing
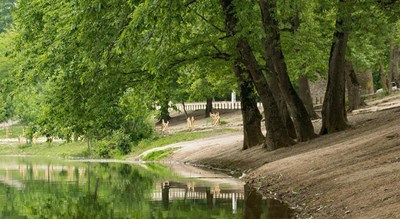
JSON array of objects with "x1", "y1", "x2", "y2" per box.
[
  {"x1": 157, "y1": 98, "x2": 323, "y2": 112},
  {"x1": 172, "y1": 101, "x2": 263, "y2": 111}
]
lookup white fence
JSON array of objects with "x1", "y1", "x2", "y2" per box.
[
  {"x1": 158, "y1": 97, "x2": 323, "y2": 112},
  {"x1": 173, "y1": 101, "x2": 263, "y2": 111}
]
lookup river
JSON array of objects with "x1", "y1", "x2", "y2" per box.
[{"x1": 0, "y1": 156, "x2": 292, "y2": 218}]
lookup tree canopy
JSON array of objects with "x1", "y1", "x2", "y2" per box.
[{"x1": 0, "y1": 0, "x2": 398, "y2": 151}]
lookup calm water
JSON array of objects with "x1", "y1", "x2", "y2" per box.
[{"x1": 0, "y1": 156, "x2": 292, "y2": 219}]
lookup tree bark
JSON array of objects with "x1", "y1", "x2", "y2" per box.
[
  {"x1": 244, "y1": 183, "x2": 262, "y2": 219},
  {"x1": 181, "y1": 101, "x2": 189, "y2": 119},
  {"x1": 390, "y1": 44, "x2": 400, "y2": 88},
  {"x1": 237, "y1": 39, "x2": 295, "y2": 150},
  {"x1": 234, "y1": 61, "x2": 265, "y2": 150},
  {"x1": 268, "y1": 68, "x2": 297, "y2": 139},
  {"x1": 205, "y1": 98, "x2": 213, "y2": 118},
  {"x1": 219, "y1": 0, "x2": 294, "y2": 150},
  {"x1": 298, "y1": 74, "x2": 320, "y2": 119},
  {"x1": 394, "y1": 47, "x2": 400, "y2": 87},
  {"x1": 345, "y1": 61, "x2": 364, "y2": 112},
  {"x1": 358, "y1": 69, "x2": 374, "y2": 95},
  {"x1": 387, "y1": 43, "x2": 395, "y2": 93},
  {"x1": 320, "y1": 0, "x2": 350, "y2": 135},
  {"x1": 259, "y1": 0, "x2": 316, "y2": 142},
  {"x1": 380, "y1": 63, "x2": 389, "y2": 92}
]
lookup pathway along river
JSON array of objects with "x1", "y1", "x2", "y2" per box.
[{"x1": 0, "y1": 156, "x2": 292, "y2": 218}]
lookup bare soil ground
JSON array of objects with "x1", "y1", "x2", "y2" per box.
[{"x1": 145, "y1": 93, "x2": 400, "y2": 218}]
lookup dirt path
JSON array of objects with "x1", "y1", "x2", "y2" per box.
[
  {"x1": 133, "y1": 132, "x2": 243, "y2": 161},
  {"x1": 136, "y1": 93, "x2": 400, "y2": 218}
]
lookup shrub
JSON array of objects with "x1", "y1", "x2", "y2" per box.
[
  {"x1": 110, "y1": 130, "x2": 132, "y2": 155},
  {"x1": 95, "y1": 140, "x2": 113, "y2": 158},
  {"x1": 123, "y1": 117, "x2": 153, "y2": 144},
  {"x1": 95, "y1": 130, "x2": 133, "y2": 158}
]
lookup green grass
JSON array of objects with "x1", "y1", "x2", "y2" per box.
[
  {"x1": 220, "y1": 120, "x2": 228, "y2": 125},
  {"x1": 142, "y1": 147, "x2": 181, "y2": 161},
  {"x1": 0, "y1": 125, "x2": 26, "y2": 138},
  {"x1": 0, "y1": 127, "x2": 236, "y2": 159},
  {"x1": 129, "y1": 128, "x2": 235, "y2": 157},
  {"x1": 0, "y1": 141, "x2": 89, "y2": 157}
]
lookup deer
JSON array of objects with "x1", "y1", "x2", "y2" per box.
[
  {"x1": 210, "y1": 112, "x2": 220, "y2": 126},
  {"x1": 187, "y1": 116, "x2": 195, "y2": 131},
  {"x1": 161, "y1": 119, "x2": 169, "y2": 134}
]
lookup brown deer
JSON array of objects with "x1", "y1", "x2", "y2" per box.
[
  {"x1": 161, "y1": 119, "x2": 169, "y2": 134},
  {"x1": 187, "y1": 116, "x2": 195, "y2": 131},
  {"x1": 210, "y1": 112, "x2": 220, "y2": 126}
]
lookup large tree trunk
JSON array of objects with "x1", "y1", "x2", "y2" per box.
[
  {"x1": 259, "y1": 0, "x2": 316, "y2": 142},
  {"x1": 181, "y1": 101, "x2": 189, "y2": 119},
  {"x1": 237, "y1": 39, "x2": 295, "y2": 150},
  {"x1": 243, "y1": 183, "x2": 262, "y2": 219},
  {"x1": 268, "y1": 67, "x2": 297, "y2": 139},
  {"x1": 387, "y1": 43, "x2": 395, "y2": 94},
  {"x1": 320, "y1": 0, "x2": 350, "y2": 135},
  {"x1": 380, "y1": 63, "x2": 389, "y2": 93},
  {"x1": 390, "y1": 44, "x2": 400, "y2": 88},
  {"x1": 345, "y1": 61, "x2": 364, "y2": 112},
  {"x1": 234, "y1": 62, "x2": 265, "y2": 150},
  {"x1": 358, "y1": 69, "x2": 374, "y2": 95},
  {"x1": 219, "y1": 0, "x2": 294, "y2": 150},
  {"x1": 205, "y1": 98, "x2": 213, "y2": 118},
  {"x1": 298, "y1": 74, "x2": 320, "y2": 119}
]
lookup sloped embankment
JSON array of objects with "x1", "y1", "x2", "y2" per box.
[{"x1": 169, "y1": 99, "x2": 400, "y2": 218}]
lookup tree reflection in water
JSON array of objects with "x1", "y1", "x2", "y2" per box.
[
  {"x1": 244, "y1": 183, "x2": 293, "y2": 219},
  {"x1": 0, "y1": 157, "x2": 293, "y2": 218},
  {"x1": 244, "y1": 183, "x2": 263, "y2": 219}
]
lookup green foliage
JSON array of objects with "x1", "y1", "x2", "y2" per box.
[
  {"x1": 0, "y1": 124, "x2": 24, "y2": 138},
  {"x1": 0, "y1": 30, "x2": 16, "y2": 122},
  {"x1": 7, "y1": 0, "x2": 160, "y2": 144},
  {"x1": 0, "y1": 157, "x2": 248, "y2": 218},
  {"x1": 95, "y1": 130, "x2": 133, "y2": 158},
  {"x1": 5, "y1": 0, "x2": 400, "y2": 149},
  {"x1": 280, "y1": 0, "x2": 335, "y2": 81},
  {"x1": 372, "y1": 69, "x2": 382, "y2": 91},
  {"x1": 0, "y1": 0, "x2": 14, "y2": 32},
  {"x1": 118, "y1": 88, "x2": 154, "y2": 142}
]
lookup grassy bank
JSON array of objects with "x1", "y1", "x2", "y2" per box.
[
  {"x1": 127, "y1": 128, "x2": 235, "y2": 158},
  {"x1": 0, "y1": 142, "x2": 89, "y2": 157},
  {"x1": 142, "y1": 147, "x2": 181, "y2": 161},
  {"x1": 0, "y1": 128, "x2": 236, "y2": 159}
]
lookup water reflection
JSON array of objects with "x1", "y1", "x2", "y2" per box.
[
  {"x1": 0, "y1": 156, "x2": 292, "y2": 218},
  {"x1": 244, "y1": 183, "x2": 293, "y2": 219},
  {"x1": 244, "y1": 183, "x2": 263, "y2": 218}
]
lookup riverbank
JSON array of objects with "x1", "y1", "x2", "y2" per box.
[
  {"x1": 161, "y1": 93, "x2": 400, "y2": 218},
  {"x1": 1, "y1": 93, "x2": 399, "y2": 218}
]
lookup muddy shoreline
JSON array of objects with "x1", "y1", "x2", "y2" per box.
[{"x1": 165, "y1": 94, "x2": 400, "y2": 218}]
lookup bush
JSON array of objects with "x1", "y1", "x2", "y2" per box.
[
  {"x1": 95, "y1": 141, "x2": 113, "y2": 158},
  {"x1": 94, "y1": 130, "x2": 133, "y2": 158},
  {"x1": 123, "y1": 117, "x2": 153, "y2": 143},
  {"x1": 110, "y1": 130, "x2": 132, "y2": 155}
]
